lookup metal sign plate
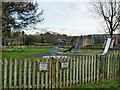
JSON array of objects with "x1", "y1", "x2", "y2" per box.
[
  {"x1": 61, "y1": 62, "x2": 69, "y2": 69},
  {"x1": 39, "y1": 63, "x2": 48, "y2": 71}
]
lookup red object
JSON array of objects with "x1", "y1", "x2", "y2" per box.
[
  {"x1": 114, "y1": 34, "x2": 116, "y2": 45},
  {"x1": 106, "y1": 35, "x2": 107, "y2": 40},
  {"x1": 74, "y1": 47, "x2": 75, "y2": 53},
  {"x1": 84, "y1": 46, "x2": 85, "y2": 52},
  {"x1": 91, "y1": 45, "x2": 92, "y2": 52}
]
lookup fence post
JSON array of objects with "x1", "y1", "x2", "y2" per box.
[
  {"x1": 115, "y1": 54, "x2": 117, "y2": 79},
  {"x1": 117, "y1": 54, "x2": 119, "y2": 77},
  {"x1": 49, "y1": 58, "x2": 52, "y2": 88},
  {"x1": 76, "y1": 57, "x2": 78, "y2": 84},
  {"x1": 4, "y1": 58, "x2": 7, "y2": 88},
  {"x1": 45, "y1": 58, "x2": 48, "y2": 88},
  {"x1": 28, "y1": 58, "x2": 31, "y2": 88},
  {"x1": 73, "y1": 57, "x2": 75, "y2": 85},
  {"x1": 82, "y1": 56, "x2": 84, "y2": 84},
  {"x1": 63, "y1": 58, "x2": 66, "y2": 86},
  {"x1": 14, "y1": 58, "x2": 17, "y2": 88},
  {"x1": 97, "y1": 55, "x2": 99, "y2": 82},
  {"x1": 66, "y1": 57, "x2": 69, "y2": 86},
  {"x1": 85, "y1": 56, "x2": 87, "y2": 83},
  {"x1": 79, "y1": 56, "x2": 81, "y2": 84},
  {"x1": 94, "y1": 56, "x2": 96, "y2": 82},
  {"x1": 102, "y1": 56, "x2": 105, "y2": 80},
  {"x1": 56, "y1": 57, "x2": 58, "y2": 88},
  {"x1": 24, "y1": 58, "x2": 27, "y2": 88},
  {"x1": 118, "y1": 54, "x2": 120, "y2": 76},
  {"x1": 112, "y1": 54, "x2": 114, "y2": 79},
  {"x1": 52, "y1": 57, "x2": 55, "y2": 88},
  {"x1": 41, "y1": 58, "x2": 44, "y2": 88},
  {"x1": 91, "y1": 56, "x2": 93, "y2": 82},
  {"x1": 9, "y1": 58, "x2": 12, "y2": 88},
  {"x1": 100, "y1": 55, "x2": 102, "y2": 80},
  {"x1": 32, "y1": 58, "x2": 36, "y2": 88},
  {"x1": 37, "y1": 58, "x2": 40, "y2": 88},
  {"x1": 60, "y1": 57, "x2": 62, "y2": 87},
  {"x1": 88, "y1": 56, "x2": 90, "y2": 82},
  {"x1": 70, "y1": 57, "x2": 72, "y2": 86},
  {"x1": 110, "y1": 54, "x2": 112, "y2": 79},
  {"x1": 19, "y1": 58, "x2": 22, "y2": 88},
  {"x1": 107, "y1": 55, "x2": 110, "y2": 79},
  {"x1": 105, "y1": 55, "x2": 107, "y2": 79}
]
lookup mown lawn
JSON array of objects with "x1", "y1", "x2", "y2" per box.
[
  {"x1": 2, "y1": 47, "x2": 120, "y2": 60},
  {"x1": 63, "y1": 78, "x2": 120, "y2": 88},
  {"x1": 2, "y1": 48, "x2": 51, "y2": 60}
]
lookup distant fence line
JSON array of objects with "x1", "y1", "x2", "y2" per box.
[{"x1": 1, "y1": 54, "x2": 120, "y2": 88}]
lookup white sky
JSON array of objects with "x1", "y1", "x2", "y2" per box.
[{"x1": 25, "y1": 0, "x2": 119, "y2": 36}]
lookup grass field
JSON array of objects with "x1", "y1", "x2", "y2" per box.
[
  {"x1": 63, "y1": 78, "x2": 120, "y2": 88},
  {"x1": 2, "y1": 47, "x2": 120, "y2": 60},
  {"x1": 2, "y1": 48, "x2": 51, "y2": 59}
]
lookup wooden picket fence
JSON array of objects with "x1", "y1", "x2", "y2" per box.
[{"x1": 1, "y1": 54, "x2": 120, "y2": 88}]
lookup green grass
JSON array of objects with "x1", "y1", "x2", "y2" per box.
[
  {"x1": 63, "y1": 78, "x2": 120, "y2": 88},
  {"x1": 2, "y1": 47, "x2": 120, "y2": 60},
  {"x1": 2, "y1": 48, "x2": 51, "y2": 60}
]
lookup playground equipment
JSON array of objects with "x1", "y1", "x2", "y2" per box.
[
  {"x1": 81, "y1": 37, "x2": 94, "y2": 52},
  {"x1": 4, "y1": 39, "x2": 24, "y2": 52},
  {"x1": 101, "y1": 36, "x2": 120, "y2": 55},
  {"x1": 16, "y1": 41, "x2": 24, "y2": 52},
  {"x1": 4, "y1": 39, "x2": 17, "y2": 52},
  {"x1": 64, "y1": 45, "x2": 75, "y2": 53},
  {"x1": 101, "y1": 38, "x2": 111, "y2": 55},
  {"x1": 75, "y1": 39, "x2": 81, "y2": 53},
  {"x1": 56, "y1": 39, "x2": 67, "y2": 48},
  {"x1": 18, "y1": 45, "x2": 24, "y2": 52},
  {"x1": 43, "y1": 47, "x2": 68, "y2": 59},
  {"x1": 114, "y1": 35, "x2": 120, "y2": 51},
  {"x1": 4, "y1": 39, "x2": 17, "y2": 49},
  {"x1": 116, "y1": 41, "x2": 120, "y2": 50},
  {"x1": 49, "y1": 47, "x2": 64, "y2": 58}
]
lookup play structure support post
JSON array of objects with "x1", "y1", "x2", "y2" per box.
[
  {"x1": 74, "y1": 46, "x2": 75, "y2": 53},
  {"x1": 106, "y1": 35, "x2": 107, "y2": 40},
  {"x1": 84, "y1": 46, "x2": 85, "y2": 52},
  {"x1": 114, "y1": 35, "x2": 117, "y2": 51},
  {"x1": 91, "y1": 45, "x2": 92, "y2": 52}
]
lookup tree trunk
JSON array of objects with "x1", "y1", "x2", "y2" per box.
[{"x1": 110, "y1": 30, "x2": 113, "y2": 38}]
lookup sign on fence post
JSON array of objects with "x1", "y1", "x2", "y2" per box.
[
  {"x1": 61, "y1": 62, "x2": 69, "y2": 69},
  {"x1": 39, "y1": 62, "x2": 49, "y2": 71}
]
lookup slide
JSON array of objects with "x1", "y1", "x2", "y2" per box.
[
  {"x1": 101, "y1": 38, "x2": 111, "y2": 55},
  {"x1": 64, "y1": 45, "x2": 75, "y2": 52}
]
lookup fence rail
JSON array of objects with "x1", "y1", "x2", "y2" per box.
[{"x1": 1, "y1": 54, "x2": 120, "y2": 88}]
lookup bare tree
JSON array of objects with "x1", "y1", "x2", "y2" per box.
[{"x1": 91, "y1": 0, "x2": 120, "y2": 38}]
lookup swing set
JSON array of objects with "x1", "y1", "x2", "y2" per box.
[{"x1": 4, "y1": 39, "x2": 17, "y2": 50}]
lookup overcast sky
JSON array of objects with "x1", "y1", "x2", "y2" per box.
[{"x1": 25, "y1": 0, "x2": 117, "y2": 36}]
